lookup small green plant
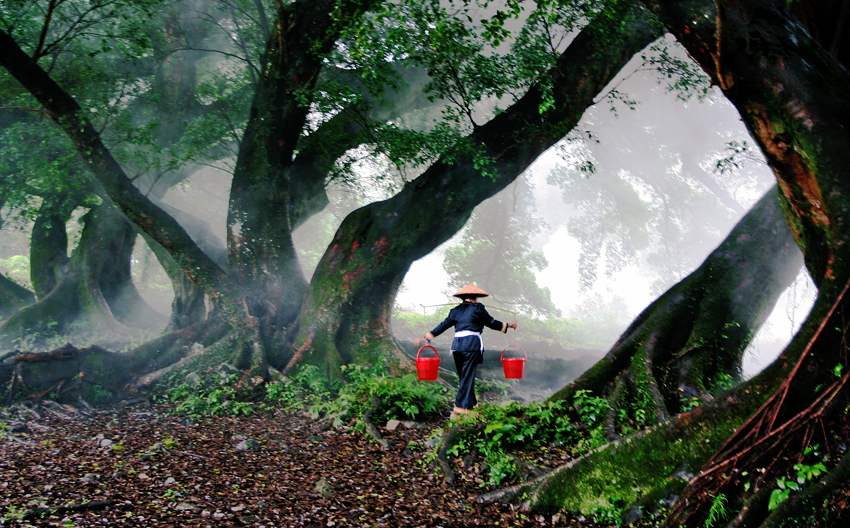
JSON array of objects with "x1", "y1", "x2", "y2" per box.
[
  {"x1": 710, "y1": 372, "x2": 737, "y2": 394},
  {"x1": 322, "y1": 361, "x2": 449, "y2": 429},
  {"x1": 592, "y1": 496, "x2": 625, "y2": 526},
  {"x1": 263, "y1": 365, "x2": 331, "y2": 413},
  {"x1": 768, "y1": 458, "x2": 828, "y2": 511},
  {"x1": 574, "y1": 389, "x2": 610, "y2": 426},
  {"x1": 704, "y1": 493, "x2": 729, "y2": 527},
  {"x1": 1, "y1": 504, "x2": 27, "y2": 523},
  {"x1": 162, "y1": 374, "x2": 256, "y2": 417},
  {"x1": 435, "y1": 399, "x2": 580, "y2": 487},
  {"x1": 89, "y1": 383, "x2": 113, "y2": 404},
  {"x1": 681, "y1": 396, "x2": 702, "y2": 412}
]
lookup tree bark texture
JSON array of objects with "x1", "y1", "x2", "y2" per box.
[
  {"x1": 622, "y1": 1, "x2": 850, "y2": 524},
  {"x1": 226, "y1": 0, "x2": 382, "y2": 324},
  {"x1": 550, "y1": 187, "x2": 804, "y2": 428},
  {"x1": 0, "y1": 274, "x2": 34, "y2": 319},
  {"x1": 0, "y1": 318, "x2": 231, "y2": 403},
  {"x1": 29, "y1": 198, "x2": 72, "y2": 299},
  {"x1": 639, "y1": 0, "x2": 850, "y2": 294},
  {"x1": 281, "y1": 2, "x2": 664, "y2": 377},
  {"x1": 0, "y1": 204, "x2": 166, "y2": 347},
  {"x1": 0, "y1": 28, "x2": 236, "y2": 305}
]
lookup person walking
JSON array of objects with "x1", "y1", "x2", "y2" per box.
[{"x1": 423, "y1": 283, "x2": 516, "y2": 417}]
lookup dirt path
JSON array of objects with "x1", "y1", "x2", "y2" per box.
[{"x1": 0, "y1": 403, "x2": 611, "y2": 527}]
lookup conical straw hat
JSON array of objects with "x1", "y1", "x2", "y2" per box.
[{"x1": 453, "y1": 283, "x2": 489, "y2": 298}]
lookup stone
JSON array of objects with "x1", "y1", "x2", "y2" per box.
[
  {"x1": 99, "y1": 438, "x2": 114, "y2": 448},
  {"x1": 217, "y1": 362, "x2": 240, "y2": 379},
  {"x1": 235, "y1": 438, "x2": 260, "y2": 451},
  {"x1": 424, "y1": 435, "x2": 443, "y2": 448},
  {"x1": 622, "y1": 507, "x2": 644, "y2": 525},
  {"x1": 184, "y1": 372, "x2": 201, "y2": 386},
  {"x1": 164, "y1": 477, "x2": 176, "y2": 486},
  {"x1": 314, "y1": 478, "x2": 335, "y2": 498},
  {"x1": 174, "y1": 502, "x2": 197, "y2": 512},
  {"x1": 385, "y1": 420, "x2": 401, "y2": 431}
]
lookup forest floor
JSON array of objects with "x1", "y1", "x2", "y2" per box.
[{"x1": 0, "y1": 401, "x2": 621, "y2": 528}]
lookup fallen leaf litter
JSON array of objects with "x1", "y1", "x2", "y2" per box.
[{"x1": 0, "y1": 404, "x2": 616, "y2": 527}]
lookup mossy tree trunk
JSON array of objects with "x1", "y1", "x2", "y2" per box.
[
  {"x1": 29, "y1": 197, "x2": 73, "y2": 300},
  {"x1": 480, "y1": 187, "x2": 805, "y2": 514},
  {"x1": 0, "y1": 203, "x2": 166, "y2": 346},
  {"x1": 503, "y1": 0, "x2": 850, "y2": 523},
  {"x1": 634, "y1": 0, "x2": 850, "y2": 525},
  {"x1": 0, "y1": 29, "x2": 237, "y2": 306},
  {"x1": 0, "y1": 274, "x2": 34, "y2": 319},
  {"x1": 280, "y1": 1, "x2": 663, "y2": 378},
  {"x1": 549, "y1": 187, "x2": 803, "y2": 431},
  {"x1": 226, "y1": 0, "x2": 381, "y2": 327}
]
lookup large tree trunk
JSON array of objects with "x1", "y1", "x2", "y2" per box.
[
  {"x1": 501, "y1": 0, "x2": 850, "y2": 523},
  {"x1": 0, "y1": 29, "x2": 236, "y2": 305},
  {"x1": 280, "y1": 1, "x2": 664, "y2": 378},
  {"x1": 0, "y1": 274, "x2": 34, "y2": 318},
  {"x1": 29, "y1": 198, "x2": 72, "y2": 299},
  {"x1": 629, "y1": 0, "x2": 850, "y2": 525},
  {"x1": 0, "y1": 204, "x2": 166, "y2": 347},
  {"x1": 226, "y1": 0, "x2": 381, "y2": 325},
  {"x1": 549, "y1": 187, "x2": 803, "y2": 428}
]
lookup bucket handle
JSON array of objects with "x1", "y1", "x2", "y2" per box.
[
  {"x1": 500, "y1": 345, "x2": 527, "y2": 362},
  {"x1": 416, "y1": 345, "x2": 439, "y2": 360}
]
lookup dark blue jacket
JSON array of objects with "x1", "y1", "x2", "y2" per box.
[{"x1": 430, "y1": 302, "x2": 507, "y2": 352}]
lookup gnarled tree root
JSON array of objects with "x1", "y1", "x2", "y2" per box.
[
  {"x1": 437, "y1": 423, "x2": 485, "y2": 486},
  {"x1": 363, "y1": 396, "x2": 390, "y2": 450}
]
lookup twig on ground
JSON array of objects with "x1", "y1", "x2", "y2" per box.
[{"x1": 22, "y1": 500, "x2": 114, "y2": 521}]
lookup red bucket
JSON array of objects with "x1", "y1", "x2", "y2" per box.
[
  {"x1": 416, "y1": 345, "x2": 440, "y2": 381},
  {"x1": 500, "y1": 345, "x2": 527, "y2": 379}
]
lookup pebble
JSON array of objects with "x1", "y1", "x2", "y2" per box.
[{"x1": 235, "y1": 438, "x2": 260, "y2": 451}]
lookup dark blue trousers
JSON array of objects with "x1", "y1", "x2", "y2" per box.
[{"x1": 452, "y1": 349, "x2": 483, "y2": 410}]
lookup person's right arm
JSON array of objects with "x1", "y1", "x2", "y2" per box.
[{"x1": 426, "y1": 313, "x2": 455, "y2": 341}]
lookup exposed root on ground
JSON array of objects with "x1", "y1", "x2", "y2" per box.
[
  {"x1": 437, "y1": 423, "x2": 485, "y2": 486},
  {"x1": 363, "y1": 396, "x2": 389, "y2": 449}
]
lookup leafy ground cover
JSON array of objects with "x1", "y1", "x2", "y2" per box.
[{"x1": 0, "y1": 401, "x2": 620, "y2": 527}]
